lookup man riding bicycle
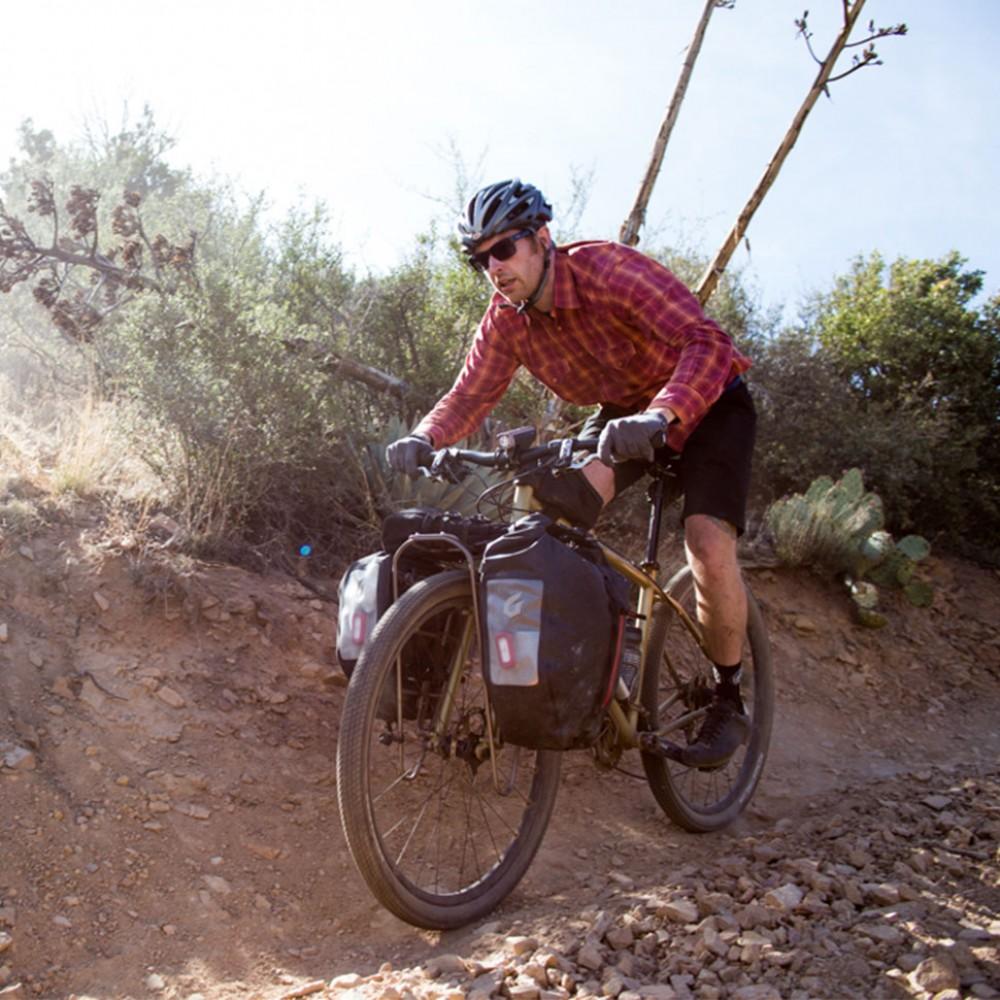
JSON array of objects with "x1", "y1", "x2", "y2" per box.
[{"x1": 387, "y1": 178, "x2": 756, "y2": 769}]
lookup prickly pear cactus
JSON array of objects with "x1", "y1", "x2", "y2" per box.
[
  {"x1": 765, "y1": 469, "x2": 885, "y2": 575},
  {"x1": 868, "y1": 534, "x2": 932, "y2": 589},
  {"x1": 766, "y1": 470, "x2": 933, "y2": 627}
]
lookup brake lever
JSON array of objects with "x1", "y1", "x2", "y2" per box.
[
  {"x1": 553, "y1": 438, "x2": 575, "y2": 470},
  {"x1": 429, "y1": 450, "x2": 468, "y2": 484}
]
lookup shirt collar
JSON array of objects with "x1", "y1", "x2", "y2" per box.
[{"x1": 550, "y1": 247, "x2": 581, "y2": 312}]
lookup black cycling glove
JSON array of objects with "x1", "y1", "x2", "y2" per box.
[
  {"x1": 597, "y1": 412, "x2": 669, "y2": 465},
  {"x1": 386, "y1": 433, "x2": 433, "y2": 478}
]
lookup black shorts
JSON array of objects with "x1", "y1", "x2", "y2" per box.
[{"x1": 580, "y1": 379, "x2": 757, "y2": 535}]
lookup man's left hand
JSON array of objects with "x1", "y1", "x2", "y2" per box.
[{"x1": 597, "y1": 412, "x2": 670, "y2": 465}]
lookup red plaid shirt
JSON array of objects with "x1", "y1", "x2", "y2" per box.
[{"x1": 415, "y1": 240, "x2": 751, "y2": 450}]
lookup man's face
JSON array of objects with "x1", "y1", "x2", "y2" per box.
[{"x1": 476, "y1": 227, "x2": 548, "y2": 306}]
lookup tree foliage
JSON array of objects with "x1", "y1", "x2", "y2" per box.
[
  {"x1": 754, "y1": 252, "x2": 1000, "y2": 557},
  {"x1": 2, "y1": 111, "x2": 998, "y2": 568}
]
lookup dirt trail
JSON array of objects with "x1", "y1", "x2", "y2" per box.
[{"x1": 0, "y1": 509, "x2": 998, "y2": 999}]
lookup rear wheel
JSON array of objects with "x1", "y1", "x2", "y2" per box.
[
  {"x1": 336, "y1": 570, "x2": 561, "y2": 929},
  {"x1": 640, "y1": 566, "x2": 773, "y2": 831}
]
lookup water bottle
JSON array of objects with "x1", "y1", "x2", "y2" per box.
[{"x1": 616, "y1": 623, "x2": 643, "y2": 701}]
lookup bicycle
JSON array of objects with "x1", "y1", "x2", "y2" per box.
[{"x1": 335, "y1": 427, "x2": 773, "y2": 930}]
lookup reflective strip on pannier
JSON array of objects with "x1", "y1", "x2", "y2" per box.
[{"x1": 483, "y1": 578, "x2": 543, "y2": 687}]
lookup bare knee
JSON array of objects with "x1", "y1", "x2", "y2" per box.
[{"x1": 685, "y1": 514, "x2": 738, "y2": 581}]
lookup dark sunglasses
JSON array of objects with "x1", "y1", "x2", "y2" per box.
[{"x1": 467, "y1": 229, "x2": 535, "y2": 272}]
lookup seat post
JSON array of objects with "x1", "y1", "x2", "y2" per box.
[{"x1": 642, "y1": 472, "x2": 668, "y2": 572}]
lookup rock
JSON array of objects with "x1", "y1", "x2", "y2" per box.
[
  {"x1": 469, "y1": 969, "x2": 505, "y2": 997},
  {"x1": 329, "y1": 973, "x2": 363, "y2": 988},
  {"x1": 698, "y1": 924, "x2": 729, "y2": 959},
  {"x1": 51, "y1": 676, "x2": 74, "y2": 699},
  {"x1": 912, "y1": 953, "x2": 960, "y2": 993},
  {"x1": 506, "y1": 935, "x2": 538, "y2": 956},
  {"x1": 970, "y1": 983, "x2": 1000, "y2": 999},
  {"x1": 601, "y1": 970, "x2": 626, "y2": 997},
  {"x1": 279, "y1": 981, "x2": 326, "y2": 999},
  {"x1": 792, "y1": 615, "x2": 817, "y2": 633},
  {"x1": 660, "y1": 898, "x2": 699, "y2": 924},
  {"x1": 2, "y1": 747, "x2": 35, "y2": 771},
  {"x1": 762, "y1": 884, "x2": 803, "y2": 912},
  {"x1": 855, "y1": 923, "x2": 904, "y2": 946},
  {"x1": 245, "y1": 841, "x2": 283, "y2": 861},
  {"x1": 731, "y1": 986, "x2": 782, "y2": 1000},
  {"x1": 922, "y1": 794, "x2": 952, "y2": 811},
  {"x1": 0, "y1": 624, "x2": 7, "y2": 643},
  {"x1": 18, "y1": 546, "x2": 34, "y2": 561},
  {"x1": 0, "y1": 933, "x2": 11, "y2": 954},
  {"x1": 668, "y1": 974, "x2": 694, "y2": 1000},
  {"x1": 608, "y1": 871, "x2": 635, "y2": 889},
  {"x1": 865, "y1": 882, "x2": 901, "y2": 906},
  {"x1": 226, "y1": 595, "x2": 257, "y2": 616},
  {"x1": 202, "y1": 875, "x2": 232, "y2": 894},
  {"x1": 156, "y1": 685, "x2": 186, "y2": 708},
  {"x1": 78, "y1": 678, "x2": 107, "y2": 712},
  {"x1": 145, "y1": 973, "x2": 166, "y2": 991},
  {"x1": 176, "y1": 803, "x2": 211, "y2": 820},
  {"x1": 577, "y1": 943, "x2": 604, "y2": 971},
  {"x1": 508, "y1": 981, "x2": 541, "y2": 1000},
  {"x1": 523, "y1": 961, "x2": 549, "y2": 987},
  {"x1": 606, "y1": 926, "x2": 635, "y2": 950},
  {"x1": 426, "y1": 954, "x2": 468, "y2": 977},
  {"x1": 636, "y1": 987, "x2": 677, "y2": 1000},
  {"x1": 93, "y1": 590, "x2": 110, "y2": 612}
]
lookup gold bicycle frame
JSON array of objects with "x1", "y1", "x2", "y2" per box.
[
  {"x1": 386, "y1": 476, "x2": 707, "y2": 795},
  {"x1": 508, "y1": 482, "x2": 704, "y2": 751}
]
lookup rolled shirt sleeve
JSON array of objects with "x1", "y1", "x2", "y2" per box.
[{"x1": 414, "y1": 321, "x2": 520, "y2": 447}]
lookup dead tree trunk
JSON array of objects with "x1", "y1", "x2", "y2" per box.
[
  {"x1": 695, "y1": 0, "x2": 872, "y2": 305},
  {"x1": 619, "y1": 0, "x2": 730, "y2": 247}
]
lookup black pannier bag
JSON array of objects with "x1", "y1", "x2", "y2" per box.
[
  {"x1": 336, "y1": 549, "x2": 445, "y2": 721},
  {"x1": 336, "y1": 551, "x2": 393, "y2": 678},
  {"x1": 337, "y1": 509, "x2": 507, "y2": 721},
  {"x1": 381, "y1": 506, "x2": 506, "y2": 556},
  {"x1": 337, "y1": 508, "x2": 505, "y2": 677},
  {"x1": 480, "y1": 514, "x2": 631, "y2": 750}
]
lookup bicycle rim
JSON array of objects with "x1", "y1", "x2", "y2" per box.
[
  {"x1": 640, "y1": 566, "x2": 773, "y2": 831},
  {"x1": 336, "y1": 570, "x2": 561, "y2": 929}
]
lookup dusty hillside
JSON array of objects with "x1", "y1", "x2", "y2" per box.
[{"x1": 0, "y1": 504, "x2": 998, "y2": 1000}]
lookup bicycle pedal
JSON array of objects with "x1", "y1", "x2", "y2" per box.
[{"x1": 638, "y1": 732, "x2": 685, "y2": 761}]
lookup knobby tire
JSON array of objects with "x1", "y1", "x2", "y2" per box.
[
  {"x1": 640, "y1": 566, "x2": 774, "y2": 831},
  {"x1": 336, "y1": 570, "x2": 561, "y2": 930}
]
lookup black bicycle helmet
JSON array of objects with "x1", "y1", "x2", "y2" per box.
[{"x1": 457, "y1": 179, "x2": 553, "y2": 250}]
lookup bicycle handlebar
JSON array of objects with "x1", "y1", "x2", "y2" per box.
[
  {"x1": 420, "y1": 435, "x2": 601, "y2": 478},
  {"x1": 418, "y1": 423, "x2": 671, "y2": 484}
]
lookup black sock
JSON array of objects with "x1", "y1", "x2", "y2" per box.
[{"x1": 712, "y1": 662, "x2": 743, "y2": 702}]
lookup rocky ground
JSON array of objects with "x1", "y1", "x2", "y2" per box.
[{"x1": 0, "y1": 505, "x2": 998, "y2": 1000}]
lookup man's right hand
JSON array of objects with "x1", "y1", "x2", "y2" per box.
[{"x1": 386, "y1": 433, "x2": 433, "y2": 478}]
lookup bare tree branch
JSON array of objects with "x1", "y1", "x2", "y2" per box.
[
  {"x1": 695, "y1": 0, "x2": 907, "y2": 305},
  {"x1": 281, "y1": 336, "x2": 413, "y2": 401},
  {"x1": 619, "y1": 0, "x2": 732, "y2": 247}
]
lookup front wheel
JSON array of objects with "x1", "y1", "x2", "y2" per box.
[
  {"x1": 640, "y1": 566, "x2": 773, "y2": 832},
  {"x1": 336, "y1": 570, "x2": 561, "y2": 930}
]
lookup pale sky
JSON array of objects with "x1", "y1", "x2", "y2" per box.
[{"x1": 2, "y1": 1, "x2": 998, "y2": 321}]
